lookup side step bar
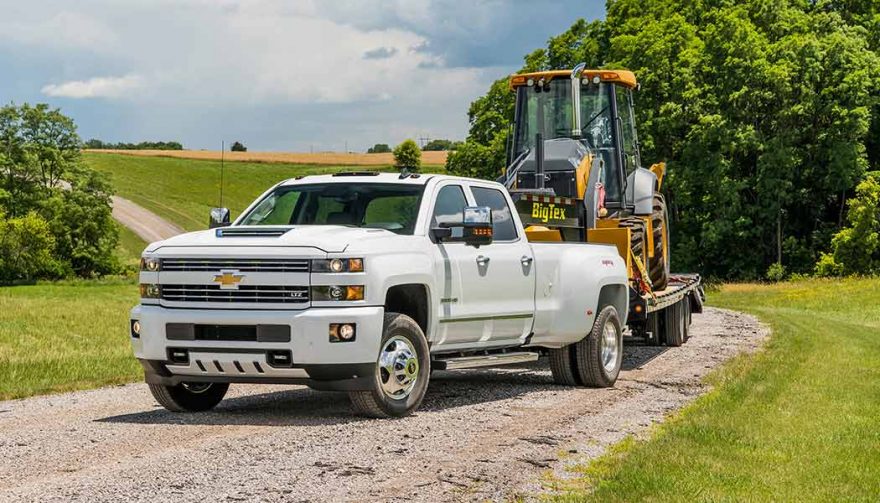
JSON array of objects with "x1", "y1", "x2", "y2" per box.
[{"x1": 433, "y1": 352, "x2": 540, "y2": 371}]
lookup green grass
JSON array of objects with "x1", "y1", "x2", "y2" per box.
[
  {"x1": 0, "y1": 280, "x2": 141, "y2": 400},
  {"x1": 85, "y1": 152, "x2": 445, "y2": 232},
  {"x1": 114, "y1": 221, "x2": 147, "y2": 267},
  {"x1": 551, "y1": 277, "x2": 880, "y2": 501}
]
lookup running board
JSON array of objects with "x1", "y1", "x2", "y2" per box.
[{"x1": 433, "y1": 352, "x2": 540, "y2": 371}]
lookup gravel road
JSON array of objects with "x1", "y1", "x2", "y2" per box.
[
  {"x1": 0, "y1": 307, "x2": 766, "y2": 502},
  {"x1": 111, "y1": 195, "x2": 184, "y2": 243}
]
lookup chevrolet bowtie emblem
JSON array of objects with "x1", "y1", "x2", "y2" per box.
[{"x1": 213, "y1": 270, "x2": 244, "y2": 290}]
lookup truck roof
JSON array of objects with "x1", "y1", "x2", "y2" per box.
[{"x1": 276, "y1": 172, "x2": 491, "y2": 187}]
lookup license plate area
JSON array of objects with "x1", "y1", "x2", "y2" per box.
[{"x1": 166, "y1": 323, "x2": 291, "y2": 343}]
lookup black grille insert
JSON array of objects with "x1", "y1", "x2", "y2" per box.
[{"x1": 161, "y1": 284, "x2": 309, "y2": 304}]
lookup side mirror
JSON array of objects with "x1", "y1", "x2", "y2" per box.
[
  {"x1": 462, "y1": 206, "x2": 493, "y2": 246},
  {"x1": 431, "y1": 206, "x2": 493, "y2": 246},
  {"x1": 209, "y1": 207, "x2": 231, "y2": 229}
]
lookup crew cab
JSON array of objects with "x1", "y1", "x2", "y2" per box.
[{"x1": 131, "y1": 173, "x2": 628, "y2": 417}]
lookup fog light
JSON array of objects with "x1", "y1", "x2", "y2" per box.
[
  {"x1": 329, "y1": 285, "x2": 345, "y2": 300},
  {"x1": 330, "y1": 323, "x2": 357, "y2": 343},
  {"x1": 131, "y1": 320, "x2": 141, "y2": 338}
]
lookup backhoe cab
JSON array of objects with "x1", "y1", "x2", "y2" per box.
[{"x1": 502, "y1": 65, "x2": 670, "y2": 291}]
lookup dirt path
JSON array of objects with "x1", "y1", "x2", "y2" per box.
[
  {"x1": 111, "y1": 195, "x2": 184, "y2": 242},
  {"x1": 0, "y1": 307, "x2": 766, "y2": 502}
]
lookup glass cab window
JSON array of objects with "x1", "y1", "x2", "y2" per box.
[
  {"x1": 471, "y1": 186, "x2": 518, "y2": 241},
  {"x1": 431, "y1": 185, "x2": 468, "y2": 227}
]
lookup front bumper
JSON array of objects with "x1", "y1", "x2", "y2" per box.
[{"x1": 130, "y1": 304, "x2": 384, "y2": 390}]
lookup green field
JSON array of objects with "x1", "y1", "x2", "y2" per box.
[
  {"x1": 0, "y1": 280, "x2": 140, "y2": 400},
  {"x1": 553, "y1": 278, "x2": 880, "y2": 501},
  {"x1": 85, "y1": 152, "x2": 444, "y2": 232},
  {"x1": 114, "y1": 221, "x2": 147, "y2": 266}
]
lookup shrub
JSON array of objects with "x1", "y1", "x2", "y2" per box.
[
  {"x1": 0, "y1": 212, "x2": 62, "y2": 282},
  {"x1": 816, "y1": 172, "x2": 880, "y2": 276},
  {"x1": 765, "y1": 262, "x2": 787, "y2": 282},
  {"x1": 231, "y1": 141, "x2": 247, "y2": 152},
  {"x1": 393, "y1": 139, "x2": 422, "y2": 172}
]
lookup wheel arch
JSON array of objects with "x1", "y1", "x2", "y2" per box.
[
  {"x1": 597, "y1": 282, "x2": 629, "y2": 327},
  {"x1": 383, "y1": 283, "x2": 430, "y2": 338}
]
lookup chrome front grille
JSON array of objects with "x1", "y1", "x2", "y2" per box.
[
  {"x1": 162, "y1": 258, "x2": 310, "y2": 273},
  {"x1": 161, "y1": 284, "x2": 309, "y2": 304}
]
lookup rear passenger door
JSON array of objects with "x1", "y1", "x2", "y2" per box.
[{"x1": 464, "y1": 184, "x2": 536, "y2": 344}]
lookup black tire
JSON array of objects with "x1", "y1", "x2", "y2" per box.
[
  {"x1": 574, "y1": 305, "x2": 623, "y2": 387},
  {"x1": 148, "y1": 382, "x2": 229, "y2": 412},
  {"x1": 620, "y1": 217, "x2": 647, "y2": 268},
  {"x1": 682, "y1": 297, "x2": 692, "y2": 342},
  {"x1": 349, "y1": 313, "x2": 430, "y2": 418},
  {"x1": 648, "y1": 194, "x2": 670, "y2": 291},
  {"x1": 646, "y1": 312, "x2": 663, "y2": 346},
  {"x1": 549, "y1": 344, "x2": 582, "y2": 386},
  {"x1": 662, "y1": 301, "x2": 685, "y2": 347}
]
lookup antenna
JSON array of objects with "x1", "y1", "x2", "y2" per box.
[{"x1": 220, "y1": 140, "x2": 225, "y2": 208}]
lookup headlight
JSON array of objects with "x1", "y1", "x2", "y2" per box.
[
  {"x1": 311, "y1": 285, "x2": 364, "y2": 301},
  {"x1": 312, "y1": 258, "x2": 364, "y2": 273},
  {"x1": 140, "y1": 257, "x2": 162, "y2": 272},
  {"x1": 139, "y1": 283, "x2": 161, "y2": 299}
]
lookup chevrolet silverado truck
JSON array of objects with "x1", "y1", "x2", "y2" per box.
[{"x1": 131, "y1": 173, "x2": 629, "y2": 417}]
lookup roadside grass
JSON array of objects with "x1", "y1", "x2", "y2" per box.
[
  {"x1": 549, "y1": 277, "x2": 880, "y2": 501},
  {"x1": 114, "y1": 221, "x2": 147, "y2": 267},
  {"x1": 0, "y1": 280, "x2": 141, "y2": 400},
  {"x1": 86, "y1": 152, "x2": 446, "y2": 232}
]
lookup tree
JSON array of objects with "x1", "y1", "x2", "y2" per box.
[
  {"x1": 393, "y1": 139, "x2": 422, "y2": 172},
  {"x1": 816, "y1": 171, "x2": 880, "y2": 276},
  {"x1": 230, "y1": 141, "x2": 247, "y2": 152},
  {"x1": 0, "y1": 103, "x2": 119, "y2": 280},
  {"x1": 422, "y1": 139, "x2": 456, "y2": 151},
  {"x1": 367, "y1": 143, "x2": 391, "y2": 154}
]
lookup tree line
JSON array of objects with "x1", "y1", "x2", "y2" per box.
[
  {"x1": 447, "y1": 0, "x2": 880, "y2": 280},
  {"x1": 84, "y1": 139, "x2": 183, "y2": 150}
]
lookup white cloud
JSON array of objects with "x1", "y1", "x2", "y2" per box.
[{"x1": 41, "y1": 75, "x2": 143, "y2": 98}]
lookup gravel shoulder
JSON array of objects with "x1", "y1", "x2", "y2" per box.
[
  {"x1": 0, "y1": 307, "x2": 766, "y2": 502},
  {"x1": 111, "y1": 195, "x2": 184, "y2": 243}
]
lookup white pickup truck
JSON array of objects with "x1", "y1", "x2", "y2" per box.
[{"x1": 131, "y1": 173, "x2": 628, "y2": 417}]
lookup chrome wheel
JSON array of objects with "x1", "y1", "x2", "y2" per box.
[
  {"x1": 378, "y1": 336, "x2": 420, "y2": 400},
  {"x1": 181, "y1": 382, "x2": 213, "y2": 394},
  {"x1": 600, "y1": 320, "x2": 619, "y2": 373}
]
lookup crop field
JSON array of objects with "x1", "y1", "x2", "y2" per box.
[
  {"x1": 85, "y1": 149, "x2": 448, "y2": 167},
  {"x1": 86, "y1": 152, "x2": 445, "y2": 232},
  {"x1": 553, "y1": 278, "x2": 880, "y2": 501}
]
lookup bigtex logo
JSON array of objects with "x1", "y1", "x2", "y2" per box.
[{"x1": 532, "y1": 202, "x2": 567, "y2": 223}]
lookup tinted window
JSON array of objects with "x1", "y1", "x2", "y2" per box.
[
  {"x1": 471, "y1": 187, "x2": 518, "y2": 241},
  {"x1": 239, "y1": 183, "x2": 424, "y2": 235},
  {"x1": 431, "y1": 185, "x2": 467, "y2": 227}
]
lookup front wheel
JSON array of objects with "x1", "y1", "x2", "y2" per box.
[
  {"x1": 148, "y1": 382, "x2": 229, "y2": 412},
  {"x1": 349, "y1": 313, "x2": 430, "y2": 418}
]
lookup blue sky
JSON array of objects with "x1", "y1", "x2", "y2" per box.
[{"x1": 0, "y1": 0, "x2": 603, "y2": 151}]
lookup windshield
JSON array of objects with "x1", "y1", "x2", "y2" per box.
[
  {"x1": 238, "y1": 183, "x2": 425, "y2": 235},
  {"x1": 512, "y1": 80, "x2": 613, "y2": 158}
]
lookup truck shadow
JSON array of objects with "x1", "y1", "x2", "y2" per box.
[{"x1": 96, "y1": 348, "x2": 664, "y2": 427}]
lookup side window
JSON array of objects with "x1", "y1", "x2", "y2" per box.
[
  {"x1": 471, "y1": 187, "x2": 518, "y2": 241},
  {"x1": 431, "y1": 185, "x2": 468, "y2": 227},
  {"x1": 616, "y1": 88, "x2": 640, "y2": 176}
]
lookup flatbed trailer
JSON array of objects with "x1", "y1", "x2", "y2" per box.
[{"x1": 627, "y1": 273, "x2": 704, "y2": 347}]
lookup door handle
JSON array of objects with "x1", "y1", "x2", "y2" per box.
[
  {"x1": 476, "y1": 255, "x2": 490, "y2": 266},
  {"x1": 521, "y1": 255, "x2": 534, "y2": 266}
]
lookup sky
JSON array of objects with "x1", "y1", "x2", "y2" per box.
[{"x1": 0, "y1": 0, "x2": 604, "y2": 152}]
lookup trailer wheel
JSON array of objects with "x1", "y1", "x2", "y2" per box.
[
  {"x1": 645, "y1": 312, "x2": 663, "y2": 346},
  {"x1": 349, "y1": 312, "x2": 430, "y2": 418},
  {"x1": 662, "y1": 301, "x2": 685, "y2": 347},
  {"x1": 549, "y1": 345, "x2": 582, "y2": 386},
  {"x1": 575, "y1": 305, "x2": 623, "y2": 387},
  {"x1": 148, "y1": 382, "x2": 229, "y2": 412},
  {"x1": 682, "y1": 297, "x2": 692, "y2": 342}
]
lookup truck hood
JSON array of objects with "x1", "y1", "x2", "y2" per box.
[{"x1": 146, "y1": 225, "x2": 395, "y2": 254}]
